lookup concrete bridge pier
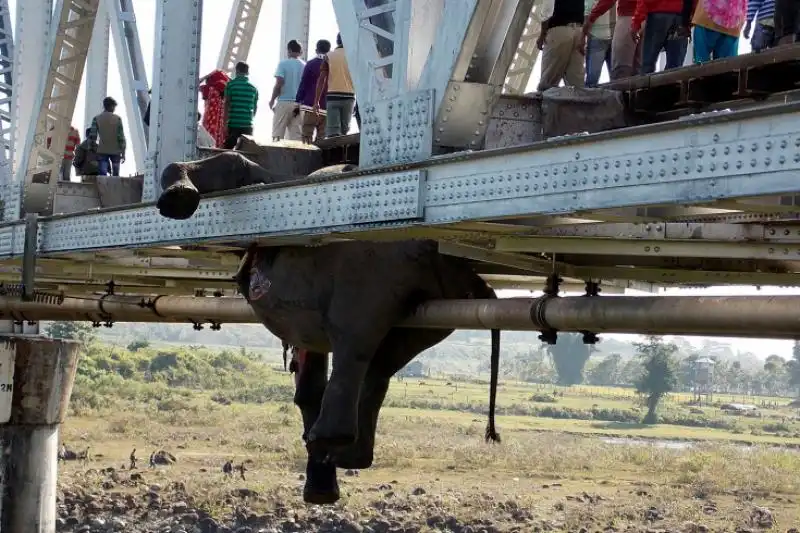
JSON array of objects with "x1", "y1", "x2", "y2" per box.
[{"x1": 0, "y1": 337, "x2": 81, "y2": 533}]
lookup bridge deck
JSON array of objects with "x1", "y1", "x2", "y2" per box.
[{"x1": 3, "y1": 50, "x2": 800, "y2": 299}]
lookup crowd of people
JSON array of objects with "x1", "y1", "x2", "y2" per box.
[
  {"x1": 47, "y1": 96, "x2": 128, "y2": 182},
  {"x1": 196, "y1": 32, "x2": 358, "y2": 149},
  {"x1": 50, "y1": 3, "x2": 799, "y2": 182},
  {"x1": 52, "y1": 31, "x2": 356, "y2": 183},
  {"x1": 539, "y1": 0, "x2": 798, "y2": 91}
]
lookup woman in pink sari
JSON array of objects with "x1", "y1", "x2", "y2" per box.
[{"x1": 199, "y1": 70, "x2": 231, "y2": 148}]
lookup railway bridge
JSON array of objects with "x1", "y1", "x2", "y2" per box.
[{"x1": 1, "y1": 0, "x2": 800, "y2": 529}]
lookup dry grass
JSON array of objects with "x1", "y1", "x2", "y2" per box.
[{"x1": 59, "y1": 394, "x2": 800, "y2": 532}]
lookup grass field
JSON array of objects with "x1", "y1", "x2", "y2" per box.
[{"x1": 57, "y1": 364, "x2": 800, "y2": 532}]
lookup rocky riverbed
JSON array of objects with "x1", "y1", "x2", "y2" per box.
[{"x1": 55, "y1": 463, "x2": 796, "y2": 533}]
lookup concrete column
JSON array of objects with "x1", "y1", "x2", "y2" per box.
[{"x1": 0, "y1": 336, "x2": 81, "y2": 533}]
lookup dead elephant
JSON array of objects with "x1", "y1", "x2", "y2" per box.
[{"x1": 156, "y1": 142, "x2": 501, "y2": 505}]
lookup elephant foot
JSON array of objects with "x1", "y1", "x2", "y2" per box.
[
  {"x1": 303, "y1": 458, "x2": 340, "y2": 505},
  {"x1": 157, "y1": 183, "x2": 201, "y2": 220},
  {"x1": 334, "y1": 444, "x2": 374, "y2": 470}
]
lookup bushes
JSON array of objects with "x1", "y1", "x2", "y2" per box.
[
  {"x1": 381, "y1": 395, "x2": 750, "y2": 431},
  {"x1": 70, "y1": 343, "x2": 289, "y2": 415},
  {"x1": 530, "y1": 393, "x2": 558, "y2": 403}
]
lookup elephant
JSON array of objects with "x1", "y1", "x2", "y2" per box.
[{"x1": 156, "y1": 138, "x2": 501, "y2": 505}]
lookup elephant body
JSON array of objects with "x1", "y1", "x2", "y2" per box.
[{"x1": 157, "y1": 138, "x2": 501, "y2": 505}]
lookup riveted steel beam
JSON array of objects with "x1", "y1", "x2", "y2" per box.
[{"x1": 218, "y1": 0, "x2": 264, "y2": 73}]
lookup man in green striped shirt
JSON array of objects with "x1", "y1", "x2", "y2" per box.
[{"x1": 223, "y1": 62, "x2": 259, "y2": 149}]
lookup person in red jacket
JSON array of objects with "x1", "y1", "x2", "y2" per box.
[
  {"x1": 631, "y1": 0, "x2": 692, "y2": 74},
  {"x1": 584, "y1": 0, "x2": 642, "y2": 79}
]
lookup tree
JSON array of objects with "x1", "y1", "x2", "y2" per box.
[
  {"x1": 46, "y1": 321, "x2": 95, "y2": 344},
  {"x1": 763, "y1": 354, "x2": 788, "y2": 395},
  {"x1": 788, "y1": 341, "x2": 800, "y2": 396},
  {"x1": 546, "y1": 333, "x2": 594, "y2": 386},
  {"x1": 586, "y1": 353, "x2": 622, "y2": 386},
  {"x1": 127, "y1": 339, "x2": 150, "y2": 352},
  {"x1": 634, "y1": 336, "x2": 678, "y2": 424}
]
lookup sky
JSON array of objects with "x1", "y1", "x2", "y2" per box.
[{"x1": 7, "y1": 1, "x2": 792, "y2": 359}]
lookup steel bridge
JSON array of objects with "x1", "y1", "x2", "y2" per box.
[
  {"x1": 0, "y1": 1, "x2": 798, "y2": 527},
  {"x1": 0, "y1": 0, "x2": 797, "y2": 325}
]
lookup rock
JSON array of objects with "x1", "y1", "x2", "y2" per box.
[
  {"x1": 411, "y1": 487, "x2": 426, "y2": 496},
  {"x1": 172, "y1": 501, "x2": 189, "y2": 514},
  {"x1": 750, "y1": 506, "x2": 775, "y2": 528},
  {"x1": 644, "y1": 507, "x2": 663, "y2": 521},
  {"x1": 108, "y1": 517, "x2": 127, "y2": 530},
  {"x1": 182, "y1": 512, "x2": 200, "y2": 524},
  {"x1": 88, "y1": 517, "x2": 106, "y2": 529},
  {"x1": 198, "y1": 517, "x2": 220, "y2": 533},
  {"x1": 684, "y1": 522, "x2": 709, "y2": 533},
  {"x1": 344, "y1": 469, "x2": 359, "y2": 477}
]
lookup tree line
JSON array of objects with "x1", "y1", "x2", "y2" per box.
[
  {"x1": 500, "y1": 332, "x2": 800, "y2": 399},
  {"x1": 45, "y1": 321, "x2": 800, "y2": 399}
]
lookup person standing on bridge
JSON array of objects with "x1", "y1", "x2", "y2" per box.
[
  {"x1": 631, "y1": 0, "x2": 692, "y2": 74},
  {"x1": 270, "y1": 40, "x2": 305, "y2": 142},
  {"x1": 296, "y1": 39, "x2": 331, "y2": 143},
  {"x1": 688, "y1": 0, "x2": 747, "y2": 63},
  {"x1": 313, "y1": 33, "x2": 356, "y2": 138},
  {"x1": 585, "y1": 0, "x2": 643, "y2": 79},
  {"x1": 89, "y1": 97, "x2": 126, "y2": 177},
  {"x1": 537, "y1": 0, "x2": 586, "y2": 91},
  {"x1": 223, "y1": 62, "x2": 259, "y2": 149},
  {"x1": 583, "y1": 0, "x2": 615, "y2": 86},
  {"x1": 199, "y1": 70, "x2": 231, "y2": 147},
  {"x1": 744, "y1": 0, "x2": 778, "y2": 52},
  {"x1": 72, "y1": 128, "x2": 100, "y2": 178},
  {"x1": 773, "y1": 0, "x2": 799, "y2": 45},
  {"x1": 46, "y1": 124, "x2": 81, "y2": 182}
]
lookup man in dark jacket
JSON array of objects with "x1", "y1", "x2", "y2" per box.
[{"x1": 72, "y1": 128, "x2": 100, "y2": 178}]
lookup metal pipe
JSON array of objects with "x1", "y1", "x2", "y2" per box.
[
  {"x1": 404, "y1": 296, "x2": 800, "y2": 339},
  {"x1": 0, "y1": 294, "x2": 799, "y2": 339},
  {"x1": 0, "y1": 337, "x2": 81, "y2": 533}
]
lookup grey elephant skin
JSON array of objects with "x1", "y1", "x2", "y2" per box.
[{"x1": 156, "y1": 138, "x2": 501, "y2": 505}]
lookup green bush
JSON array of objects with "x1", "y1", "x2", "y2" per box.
[{"x1": 70, "y1": 343, "x2": 288, "y2": 415}]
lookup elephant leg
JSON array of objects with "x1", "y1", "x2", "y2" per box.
[
  {"x1": 335, "y1": 328, "x2": 453, "y2": 470},
  {"x1": 306, "y1": 303, "x2": 403, "y2": 455},
  {"x1": 293, "y1": 350, "x2": 328, "y2": 442},
  {"x1": 292, "y1": 350, "x2": 340, "y2": 505},
  {"x1": 306, "y1": 345, "x2": 373, "y2": 455}
]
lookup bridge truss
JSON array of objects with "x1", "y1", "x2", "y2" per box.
[{"x1": 0, "y1": 0, "x2": 797, "y2": 327}]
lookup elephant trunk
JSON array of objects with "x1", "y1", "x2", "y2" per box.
[{"x1": 157, "y1": 152, "x2": 276, "y2": 220}]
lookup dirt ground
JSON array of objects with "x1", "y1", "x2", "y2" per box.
[{"x1": 55, "y1": 404, "x2": 800, "y2": 533}]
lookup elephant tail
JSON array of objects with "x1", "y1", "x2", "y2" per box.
[
  {"x1": 485, "y1": 327, "x2": 501, "y2": 444},
  {"x1": 477, "y1": 279, "x2": 501, "y2": 444}
]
